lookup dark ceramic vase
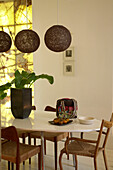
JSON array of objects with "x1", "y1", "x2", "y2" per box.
[{"x1": 11, "y1": 88, "x2": 32, "y2": 119}]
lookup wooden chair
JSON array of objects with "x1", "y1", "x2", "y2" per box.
[
  {"x1": 1, "y1": 126, "x2": 41, "y2": 170},
  {"x1": 59, "y1": 116, "x2": 113, "y2": 170},
  {"x1": 28, "y1": 105, "x2": 69, "y2": 170},
  {"x1": 1, "y1": 105, "x2": 36, "y2": 168}
]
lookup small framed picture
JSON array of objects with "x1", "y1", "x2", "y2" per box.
[
  {"x1": 63, "y1": 61, "x2": 75, "y2": 76},
  {"x1": 64, "y1": 47, "x2": 74, "y2": 61}
]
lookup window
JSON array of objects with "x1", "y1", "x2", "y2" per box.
[{"x1": 0, "y1": 0, "x2": 33, "y2": 113}]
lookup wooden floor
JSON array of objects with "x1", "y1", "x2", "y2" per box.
[{"x1": 1, "y1": 133, "x2": 113, "y2": 170}]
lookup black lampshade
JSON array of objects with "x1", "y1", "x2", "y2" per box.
[
  {"x1": 15, "y1": 29, "x2": 40, "y2": 53},
  {"x1": 0, "y1": 31, "x2": 12, "y2": 52},
  {"x1": 44, "y1": 25, "x2": 71, "y2": 52}
]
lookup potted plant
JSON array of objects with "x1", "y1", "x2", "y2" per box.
[{"x1": 0, "y1": 70, "x2": 54, "y2": 119}]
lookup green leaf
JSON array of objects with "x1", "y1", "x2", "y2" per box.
[
  {"x1": 0, "y1": 83, "x2": 12, "y2": 91},
  {"x1": 14, "y1": 70, "x2": 23, "y2": 88},
  {"x1": 22, "y1": 70, "x2": 29, "y2": 78},
  {"x1": 0, "y1": 92, "x2": 7, "y2": 100},
  {"x1": 33, "y1": 74, "x2": 54, "y2": 85},
  {"x1": 15, "y1": 70, "x2": 21, "y2": 78}
]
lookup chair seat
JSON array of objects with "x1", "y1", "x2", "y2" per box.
[
  {"x1": 62, "y1": 140, "x2": 102, "y2": 157},
  {"x1": 2, "y1": 141, "x2": 41, "y2": 163},
  {"x1": 30, "y1": 131, "x2": 68, "y2": 142}
]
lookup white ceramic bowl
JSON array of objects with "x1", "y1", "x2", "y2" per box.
[{"x1": 78, "y1": 116, "x2": 95, "y2": 125}]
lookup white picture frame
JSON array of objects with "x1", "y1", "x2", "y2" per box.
[
  {"x1": 63, "y1": 47, "x2": 74, "y2": 61},
  {"x1": 63, "y1": 61, "x2": 75, "y2": 76}
]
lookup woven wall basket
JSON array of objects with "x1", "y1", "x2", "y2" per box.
[
  {"x1": 44, "y1": 25, "x2": 71, "y2": 52},
  {"x1": 0, "y1": 31, "x2": 12, "y2": 52},
  {"x1": 15, "y1": 29, "x2": 40, "y2": 53}
]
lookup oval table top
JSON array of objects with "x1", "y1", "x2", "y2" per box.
[{"x1": 1, "y1": 110, "x2": 102, "y2": 133}]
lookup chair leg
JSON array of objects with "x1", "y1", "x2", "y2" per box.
[
  {"x1": 80, "y1": 132, "x2": 83, "y2": 139},
  {"x1": 22, "y1": 135, "x2": 25, "y2": 144},
  {"x1": 8, "y1": 161, "x2": 10, "y2": 170},
  {"x1": 44, "y1": 139, "x2": 46, "y2": 155},
  {"x1": 94, "y1": 157, "x2": 97, "y2": 170},
  {"x1": 28, "y1": 134, "x2": 31, "y2": 164},
  {"x1": 16, "y1": 163, "x2": 20, "y2": 170},
  {"x1": 38, "y1": 152, "x2": 41, "y2": 170},
  {"x1": 54, "y1": 141, "x2": 57, "y2": 170},
  {"x1": 22, "y1": 134, "x2": 25, "y2": 165},
  {"x1": 74, "y1": 155, "x2": 78, "y2": 170},
  {"x1": 11, "y1": 163, "x2": 14, "y2": 170},
  {"x1": 103, "y1": 150, "x2": 108, "y2": 170},
  {"x1": 66, "y1": 134, "x2": 69, "y2": 160},
  {"x1": 59, "y1": 150, "x2": 64, "y2": 170},
  {"x1": 34, "y1": 138, "x2": 36, "y2": 145}
]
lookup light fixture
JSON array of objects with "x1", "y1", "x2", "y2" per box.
[
  {"x1": 44, "y1": 25, "x2": 71, "y2": 52},
  {"x1": 15, "y1": 1, "x2": 40, "y2": 53},
  {"x1": 44, "y1": 0, "x2": 72, "y2": 52},
  {"x1": 0, "y1": 31, "x2": 12, "y2": 52},
  {"x1": 15, "y1": 29, "x2": 40, "y2": 53}
]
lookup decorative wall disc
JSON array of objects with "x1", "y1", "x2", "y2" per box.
[
  {"x1": 15, "y1": 29, "x2": 40, "y2": 53},
  {"x1": 0, "y1": 31, "x2": 12, "y2": 52},
  {"x1": 44, "y1": 25, "x2": 71, "y2": 52}
]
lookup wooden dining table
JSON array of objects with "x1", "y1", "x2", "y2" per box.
[{"x1": 1, "y1": 110, "x2": 102, "y2": 170}]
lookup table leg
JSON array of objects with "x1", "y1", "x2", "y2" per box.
[
  {"x1": 41, "y1": 131, "x2": 45, "y2": 170},
  {"x1": 70, "y1": 132, "x2": 75, "y2": 167}
]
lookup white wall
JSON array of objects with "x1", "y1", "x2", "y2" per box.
[{"x1": 32, "y1": 0, "x2": 113, "y2": 120}]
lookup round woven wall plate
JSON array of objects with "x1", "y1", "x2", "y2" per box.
[
  {"x1": 44, "y1": 25, "x2": 72, "y2": 52},
  {"x1": 0, "y1": 31, "x2": 12, "y2": 52},
  {"x1": 15, "y1": 29, "x2": 40, "y2": 53}
]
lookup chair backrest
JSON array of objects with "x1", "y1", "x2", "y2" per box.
[
  {"x1": 1, "y1": 126, "x2": 19, "y2": 143},
  {"x1": 1, "y1": 126, "x2": 20, "y2": 162},
  {"x1": 31, "y1": 105, "x2": 36, "y2": 110},
  {"x1": 95, "y1": 119, "x2": 113, "y2": 155},
  {"x1": 45, "y1": 106, "x2": 56, "y2": 112}
]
